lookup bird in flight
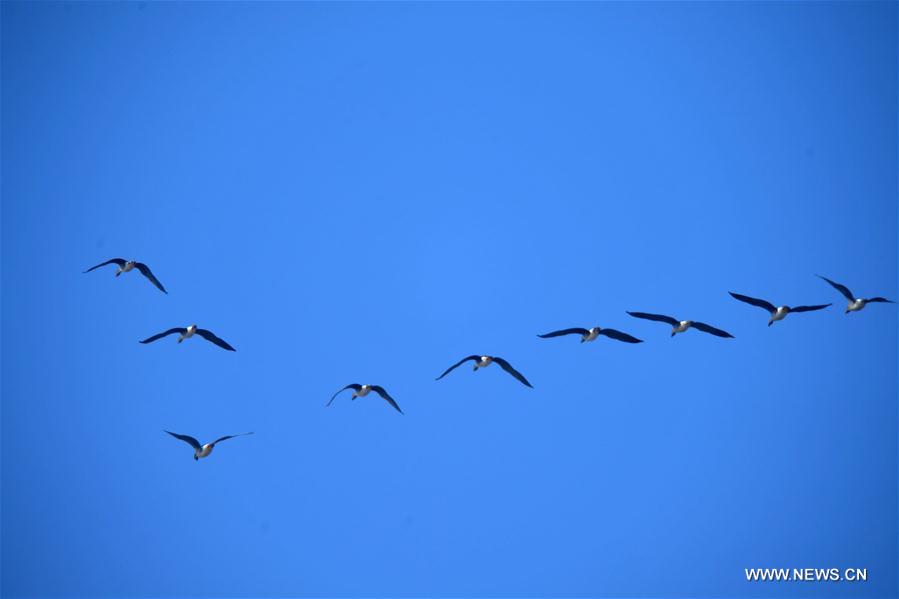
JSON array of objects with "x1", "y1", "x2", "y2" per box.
[
  {"x1": 729, "y1": 292, "x2": 830, "y2": 326},
  {"x1": 817, "y1": 275, "x2": 895, "y2": 314},
  {"x1": 627, "y1": 311, "x2": 734, "y2": 338},
  {"x1": 328, "y1": 384, "x2": 403, "y2": 414},
  {"x1": 83, "y1": 258, "x2": 167, "y2": 294},
  {"x1": 435, "y1": 355, "x2": 533, "y2": 388},
  {"x1": 538, "y1": 326, "x2": 642, "y2": 344},
  {"x1": 140, "y1": 324, "x2": 236, "y2": 351},
  {"x1": 164, "y1": 430, "x2": 253, "y2": 461}
]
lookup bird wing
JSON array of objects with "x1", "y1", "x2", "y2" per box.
[
  {"x1": 134, "y1": 262, "x2": 168, "y2": 294},
  {"x1": 195, "y1": 329, "x2": 236, "y2": 351},
  {"x1": 537, "y1": 328, "x2": 590, "y2": 338},
  {"x1": 728, "y1": 292, "x2": 776, "y2": 313},
  {"x1": 370, "y1": 385, "x2": 404, "y2": 414},
  {"x1": 164, "y1": 430, "x2": 201, "y2": 450},
  {"x1": 140, "y1": 328, "x2": 187, "y2": 344},
  {"x1": 817, "y1": 275, "x2": 854, "y2": 301},
  {"x1": 866, "y1": 297, "x2": 895, "y2": 304},
  {"x1": 83, "y1": 258, "x2": 126, "y2": 273},
  {"x1": 626, "y1": 311, "x2": 679, "y2": 326},
  {"x1": 328, "y1": 384, "x2": 362, "y2": 406},
  {"x1": 211, "y1": 432, "x2": 254, "y2": 446},
  {"x1": 435, "y1": 355, "x2": 480, "y2": 380},
  {"x1": 492, "y1": 357, "x2": 533, "y2": 388},
  {"x1": 790, "y1": 303, "x2": 832, "y2": 313},
  {"x1": 691, "y1": 321, "x2": 734, "y2": 338},
  {"x1": 598, "y1": 328, "x2": 643, "y2": 343}
]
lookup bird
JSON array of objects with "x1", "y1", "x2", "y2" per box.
[
  {"x1": 729, "y1": 292, "x2": 831, "y2": 326},
  {"x1": 164, "y1": 430, "x2": 253, "y2": 461},
  {"x1": 817, "y1": 275, "x2": 895, "y2": 314},
  {"x1": 83, "y1": 258, "x2": 167, "y2": 294},
  {"x1": 140, "y1": 325, "x2": 236, "y2": 351},
  {"x1": 627, "y1": 311, "x2": 734, "y2": 338},
  {"x1": 328, "y1": 384, "x2": 403, "y2": 414},
  {"x1": 435, "y1": 355, "x2": 533, "y2": 388},
  {"x1": 537, "y1": 326, "x2": 642, "y2": 344}
]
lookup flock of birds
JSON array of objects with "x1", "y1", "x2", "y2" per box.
[{"x1": 84, "y1": 257, "x2": 895, "y2": 461}]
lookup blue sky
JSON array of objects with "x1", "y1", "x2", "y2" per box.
[{"x1": 1, "y1": 2, "x2": 896, "y2": 598}]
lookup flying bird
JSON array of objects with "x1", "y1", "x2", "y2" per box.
[
  {"x1": 817, "y1": 275, "x2": 895, "y2": 314},
  {"x1": 729, "y1": 292, "x2": 831, "y2": 326},
  {"x1": 83, "y1": 258, "x2": 167, "y2": 294},
  {"x1": 627, "y1": 311, "x2": 734, "y2": 338},
  {"x1": 164, "y1": 430, "x2": 253, "y2": 461},
  {"x1": 328, "y1": 384, "x2": 403, "y2": 414},
  {"x1": 538, "y1": 326, "x2": 642, "y2": 344},
  {"x1": 140, "y1": 324, "x2": 236, "y2": 351},
  {"x1": 435, "y1": 355, "x2": 533, "y2": 388}
]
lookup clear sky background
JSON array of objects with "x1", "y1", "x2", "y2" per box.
[{"x1": 2, "y1": 2, "x2": 896, "y2": 598}]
